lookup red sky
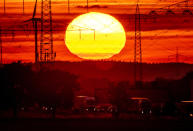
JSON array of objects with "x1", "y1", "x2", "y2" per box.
[{"x1": 0, "y1": 0, "x2": 193, "y2": 63}]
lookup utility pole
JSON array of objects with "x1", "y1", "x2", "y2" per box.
[
  {"x1": 34, "y1": 19, "x2": 40, "y2": 63},
  {"x1": 176, "y1": 47, "x2": 179, "y2": 63},
  {"x1": 40, "y1": 0, "x2": 55, "y2": 62},
  {"x1": 167, "y1": 47, "x2": 184, "y2": 77},
  {"x1": 168, "y1": 47, "x2": 181, "y2": 63},
  {"x1": 175, "y1": 47, "x2": 181, "y2": 77},
  {"x1": 175, "y1": 47, "x2": 179, "y2": 77},
  {"x1": 134, "y1": 2, "x2": 143, "y2": 88}
]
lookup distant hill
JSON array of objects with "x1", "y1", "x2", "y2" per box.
[
  {"x1": 35, "y1": 61, "x2": 193, "y2": 84},
  {"x1": 31, "y1": 61, "x2": 193, "y2": 98}
]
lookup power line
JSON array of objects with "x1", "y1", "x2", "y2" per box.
[{"x1": 147, "y1": 0, "x2": 193, "y2": 16}]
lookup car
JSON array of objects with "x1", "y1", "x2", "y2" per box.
[
  {"x1": 72, "y1": 96, "x2": 96, "y2": 113},
  {"x1": 128, "y1": 97, "x2": 152, "y2": 117},
  {"x1": 176, "y1": 101, "x2": 193, "y2": 119},
  {"x1": 94, "y1": 104, "x2": 113, "y2": 112}
]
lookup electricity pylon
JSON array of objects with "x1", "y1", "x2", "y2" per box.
[
  {"x1": 134, "y1": 2, "x2": 143, "y2": 88},
  {"x1": 40, "y1": 0, "x2": 55, "y2": 62}
]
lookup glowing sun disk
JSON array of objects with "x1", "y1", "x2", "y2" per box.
[{"x1": 65, "y1": 12, "x2": 126, "y2": 60}]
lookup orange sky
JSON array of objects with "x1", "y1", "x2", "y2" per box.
[{"x1": 0, "y1": 0, "x2": 193, "y2": 63}]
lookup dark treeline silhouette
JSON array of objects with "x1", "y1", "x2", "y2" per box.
[
  {"x1": 144, "y1": 71, "x2": 193, "y2": 101},
  {"x1": 0, "y1": 61, "x2": 193, "y2": 119},
  {"x1": 49, "y1": 61, "x2": 193, "y2": 83},
  {"x1": 109, "y1": 71, "x2": 193, "y2": 102},
  {"x1": 0, "y1": 62, "x2": 79, "y2": 118},
  {"x1": 109, "y1": 81, "x2": 129, "y2": 119},
  {"x1": 106, "y1": 71, "x2": 193, "y2": 118}
]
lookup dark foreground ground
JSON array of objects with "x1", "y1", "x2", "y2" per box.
[{"x1": 0, "y1": 118, "x2": 193, "y2": 131}]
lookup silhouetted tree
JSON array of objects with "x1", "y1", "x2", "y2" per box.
[
  {"x1": 0, "y1": 62, "x2": 33, "y2": 118},
  {"x1": 31, "y1": 70, "x2": 79, "y2": 108},
  {"x1": 109, "y1": 81, "x2": 129, "y2": 119},
  {"x1": 0, "y1": 62, "x2": 79, "y2": 119}
]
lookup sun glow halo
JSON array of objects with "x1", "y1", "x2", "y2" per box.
[{"x1": 65, "y1": 12, "x2": 126, "y2": 60}]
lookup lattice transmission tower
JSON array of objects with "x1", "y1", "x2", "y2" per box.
[
  {"x1": 134, "y1": 3, "x2": 143, "y2": 87},
  {"x1": 40, "y1": 0, "x2": 55, "y2": 62}
]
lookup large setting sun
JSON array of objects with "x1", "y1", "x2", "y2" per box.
[{"x1": 65, "y1": 12, "x2": 126, "y2": 60}]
